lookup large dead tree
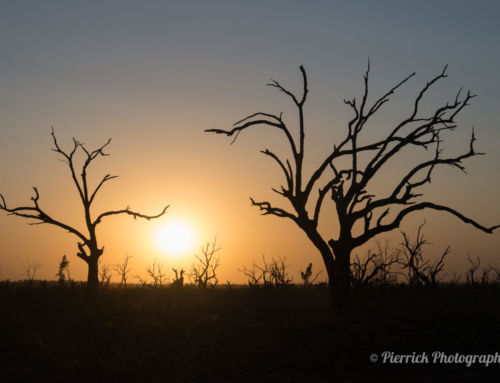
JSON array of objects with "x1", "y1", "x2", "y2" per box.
[
  {"x1": 0, "y1": 129, "x2": 168, "y2": 293},
  {"x1": 207, "y1": 64, "x2": 499, "y2": 307}
]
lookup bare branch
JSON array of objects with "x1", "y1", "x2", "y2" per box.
[
  {"x1": 261, "y1": 149, "x2": 293, "y2": 194},
  {"x1": 250, "y1": 197, "x2": 298, "y2": 222},
  {"x1": 0, "y1": 188, "x2": 88, "y2": 243},
  {"x1": 354, "y1": 202, "x2": 500, "y2": 248},
  {"x1": 89, "y1": 174, "x2": 119, "y2": 203},
  {"x1": 351, "y1": 130, "x2": 484, "y2": 224},
  {"x1": 206, "y1": 115, "x2": 298, "y2": 158},
  {"x1": 94, "y1": 205, "x2": 169, "y2": 226}
]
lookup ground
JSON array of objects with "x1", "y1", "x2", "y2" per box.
[{"x1": 1, "y1": 284, "x2": 499, "y2": 382}]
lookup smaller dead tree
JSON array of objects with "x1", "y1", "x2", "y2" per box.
[
  {"x1": 57, "y1": 255, "x2": 71, "y2": 287},
  {"x1": 134, "y1": 274, "x2": 149, "y2": 287},
  {"x1": 240, "y1": 255, "x2": 292, "y2": 287},
  {"x1": 114, "y1": 254, "x2": 133, "y2": 287},
  {"x1": 99, "y1": 264, "x2": 112, "y2": 288},
  {"x1": 397, "y1": 223, "x2": 450, "y2": 288},
  {"x1": 374, "y1": 241, "x2": 400, "y2": 286},
  {"x1": 350, "y1": 241, "x2": 400, "y2": 287},
  {"x1": 171, "y1": 268, "x2": 185, "y2": 288},
  {"x1": 23, "y1": 260, "x2": 41, "y2": 287},
  {"x1": 240, "y1": 263, "x2": 265, "y2": 288},
  {"x1": 269, "y1": 256, "x2": 293, "y2": 287},
  {"x1": 488, "y1": 265, "x2": 500, "y2": 284},
  {"x1": 147, "y1": 260, "x2": 167, "y2": 287},
  {"x1": 351, "y1": 252, "x2": 378, "y2": 287},
  {"x1": 190, "y1": 238, "x2": 221, "y2": 288},
  {"x1": 465, "y1": 255, "x2": 490, "y2": 286},
  {"x1": 300, "y1": 263, "x2": 322, "y2": 286}
]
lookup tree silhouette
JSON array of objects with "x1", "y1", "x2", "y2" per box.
[
  {"x1": 207, "y1": 64, "x2": 499, "y2": 307},
  {"x1": 0, "y1": 129, "x2": 168, "y2": 294}
]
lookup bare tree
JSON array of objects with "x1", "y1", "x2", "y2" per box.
[
  {"x1": 134, "y1": 274, "x2": 149, "y2": 288},
  {"x1": 397, "y1": 222, "x2": 450, "y2": 288},
  {"x1": 240, "y1": 262, "x2": 266, "y2": 288},
  {"x1": 373, "y1": 240, "x2": 400, "y2": 286},
  {"x1": 147, "y1": 259, "x2": 167, "y2": 287},
  {"x1": 240, "y1": 255, "x2": 292, "y2": 288},
  {"x1": 23, "y1": 260, "x2": 41, "y2": 287},
  {"x1": 206, "y1": 64, "x2": 499, "y2": 306},
  {"x1": 465, "y1": 254, "x2": 490, "y2": 286},
  {"x1": 190, "y1": 237, "x2": 221, "y2": 288},
  {"x1": 0, "y1": 129, "x2": 168, "y2": 294},
  {"x1": 268, "y1": 256, "x2": 293, "y2": 287},
  {"x1": 488, "y1": 265, "x2": 500, "y2": 284},
  {"x1": 114, "y1": 253, "x2": 133, "y2": 288},
  {"x1": 350, "y1": 243, "x2": 399, "y2": 288},
  {"x1": 171, "y1": 268, "x2": 185, "y2": 288},
  {"x1": 99, "y1": 263, "x2": 112, "y2": 288}
]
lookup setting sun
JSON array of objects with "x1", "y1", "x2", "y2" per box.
[{"x1": 154, "y1": 221, "x2": 197, "y2": 256}]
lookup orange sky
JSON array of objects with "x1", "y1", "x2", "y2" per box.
[{"x1": 1, "y1": 1, "x2": 499, "y2": 283}]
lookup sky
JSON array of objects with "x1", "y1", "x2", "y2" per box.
[{"x1": 0, "y1": 0, "x2": 499, "y2": 283}]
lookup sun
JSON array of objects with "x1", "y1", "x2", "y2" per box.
[{"x1": 154, "y1": 220, "x2": 197, "y2": 256}]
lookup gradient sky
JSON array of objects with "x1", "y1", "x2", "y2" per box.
[{"x1": 1, "y1": 0, "x2": 499, "y2": 283}]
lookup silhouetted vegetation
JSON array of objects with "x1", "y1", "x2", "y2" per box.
[
  {"x1": 190, "y1": 237, "x2": 221, "y2": 288},
  {"x1": 240, "y1": 255, "x2": 293, "y2": 288},
  {"x1": 465, "y1": 254, "x2": 491, "y2": 287},
  {"x1": 171, "y1": 268, "x2": 185, "y2": 289},
  {"x1": 300, "y1": 262, "x2": 321, "y2": 286},
  {"x1": 0, "y1": 129, "x2": 169, "y2": 295},
  {"x1": 206, "y1": 65, "x2": 499, "y2": 307},
  {"x1": 397, "y1": 222, "x2": 450, "y2": 288},
  {"x1": 56, "y1": 255, "x2": 71, "y2": 287},
  {"x1": 99, "y1": 263, "x2": 112, "y2": 288},
  {"x1": 22, "y1": 260, "x2": 41, "y2": 288},
  {"x1": 2, "y1": 234, "x2": 500, "y2": 381},
  {"x1": 114, "y1": 253, "x2": 133, "y2": 288}
]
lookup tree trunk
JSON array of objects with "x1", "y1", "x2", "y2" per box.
[
  {"x1": 87, "y1": 255, "x2": 99, "y2": 296},
  {"x1": 331, "y1": 248, "x2": 352, "y2": 309},
  {"x1": 303, "y1": 227, "x2": 352, "y2": 308}
]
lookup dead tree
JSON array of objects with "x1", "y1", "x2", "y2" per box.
[
  {"x1": 147, "y1": 259, "x2": 167, "y2": 287},
  {"x1": 171, "y1": 268, "x2": 185, "y2": 288},
  {"x1": 350, "y1": 244, "x2": 399, "y2": 288},
  {"x1": 0, "y1": 129, "x2": 168, "y2": 294},
  {"x1": 488, "y1": 265, "x2": 500, "y2": 284},
  {"x1": 465, "y1": 254, "x2": 490, "y2": 286},
  {"x1": 268, "y1": 256, "x2": 293, "y2": 287},
  {"x1": 23, "y1": 260, "x2": 41, "y2": 287},
  {"x1": 114, "y1": 253, "x2": 133, "y2": 288},
  {"x1": 373, "y1": 240, "x2": 400, "y2": 286},
  {"x1": 190, "y1": 237, "x2": 221, "y2": 288},
  {"x1": 397, "y1": 222, "x2": 450, "y2": 288},
  {"x1": 207, "y1": 64, "x2": 499, "y2": 307},
  {"x1": 99, "y1": 264, "x2": 112, "y2": 288},
  {"x1": 239, "y1": 262, "x2": 265, "y2": 288},
  {"x1": 240, "y1": 255, "x2": 292, "y2": 287}
]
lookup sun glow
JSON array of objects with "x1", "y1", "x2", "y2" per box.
[{"x1": 154, "y1": 221, "x2": 197, "y2": 256}]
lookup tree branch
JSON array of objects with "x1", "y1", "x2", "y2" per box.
[
  {"x1": 354, "y1": 201, "x2": 500, "y2": 247},
  {"x1": 93, "y1": 205, "x2": 169, "y2": 227},
  {"x1": 0, "y1": 188, "x2": 88, "y2": 243},
  {"x1": 89, "y1": 174, "x2": 119, "y2": 204},
  {"x1": 250, "y1": 197, "x2": 298, "y2": 222}
]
